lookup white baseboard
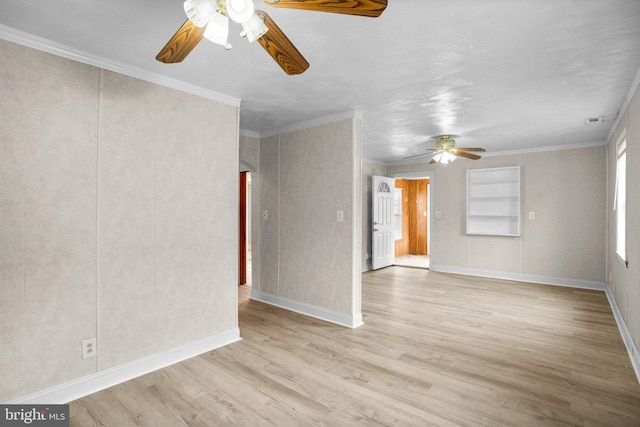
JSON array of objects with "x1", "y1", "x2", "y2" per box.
[
  {"x1": 429, "y1": 264, "x2": 607, "y2": 290},
  {"x1": 251, "y1": 290, "x2": 364, "y2": 329},
  {"x1": 604, "y1": 285, "x2": 640, "y2": 384},
  {"x1": 8, "y1": 328, "x2": 241, "y2": 404}
]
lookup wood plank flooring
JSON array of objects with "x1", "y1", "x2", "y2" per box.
[{"x1": 70, "y1": 267, "x2": 640, "y2": 426}]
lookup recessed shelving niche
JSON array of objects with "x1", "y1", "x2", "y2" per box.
[{"x1": 466, "y1": 166, "x2": 520, "y2": 236}]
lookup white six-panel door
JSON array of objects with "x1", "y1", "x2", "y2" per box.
[{"x1": 372, "y1": 175, "x2": 395, "y2": 270}]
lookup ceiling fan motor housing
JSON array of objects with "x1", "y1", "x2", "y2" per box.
[{"x1": 436, "y1": 135, "x2": 456, "y2": 151}]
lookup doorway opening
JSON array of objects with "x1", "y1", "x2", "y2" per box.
[
  {"x1": 389, "y1": 172, "x2": 433, "y2": 269},
  {"x1": 393, "y1": 178, "x2": 430, "y2": 269},
  {"x1": 239, "y1": 172, "x2": 252, "y2": 302}
]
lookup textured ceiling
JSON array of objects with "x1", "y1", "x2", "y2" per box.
[{"x1": 1, "y1": 0, "x2": 639, "y2": 163}]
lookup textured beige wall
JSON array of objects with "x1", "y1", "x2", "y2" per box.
[
  {"x1": 1, "y1": 39, "x2": 100, "y2": 402},
  {"x1": 258, "y1": 135, "x2": 280, "y2": 297},
  {"x1": 257, "y1": 119, "x2": 362, "y2": 316},
  {"x1": 520, "y1": 148, "x2": 606, "y2": 280},
  {"x1": 240, "y1": 134, "x2": 260, "y2": 171},
  {"x1": 0, "y1": 40, "x2": 239, "y2": 401},
  {"x1": 608, "y1": 83, "x2": 640, "y2": 352},
  {"x1": 385, "y1": 146, "x2": 607, "y2": 284}
]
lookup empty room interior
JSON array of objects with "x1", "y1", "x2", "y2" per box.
[{"x1": 2, "y1": 0, "x2": 640, "y2": 425}]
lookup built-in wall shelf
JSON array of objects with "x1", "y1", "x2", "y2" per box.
[{"x1": 467, "y1": 166, "x2": 520, "y2": 236}]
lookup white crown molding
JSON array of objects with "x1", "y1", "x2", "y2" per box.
[
  {"x1": 386, "y1": 140, "x2": 607, "y2": 166},
  {"x1": 479, "y1": 140, "x2": 607, "y2": 157},
  {"x1": 388, "y1": 171, "x2": 434, "y2": 179},
  {"x1": 606, "y1": 64, "x2": 640, "y2": 143},
  {"x1": 7, "y1": 328, "x2": 241, "y2": 404},
  {"x1": 0, "y1": 24, "x2": 241, "y2": 108},
  {"x1": 239, "y1": 129, "x2": 261, "y2": 139},
  {"x1": 258, "y1": 111, "x2": 363, "y2": 139},
  {"x1": 362, "y1": 157, "x2": 387, "y2": 166},
  {"x1": 251, "y1": 290, "x2": 364, "y2": 329}
]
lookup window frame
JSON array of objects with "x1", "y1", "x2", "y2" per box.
[{"x1": 614, "y1": 132, "x2": 627, "y2": 267}]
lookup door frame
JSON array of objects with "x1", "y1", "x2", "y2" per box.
[{"x1": 388, "y1": 171, "x2": 434, "y2": 259}]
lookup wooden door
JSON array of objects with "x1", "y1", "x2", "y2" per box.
[
  {"x1": 239, "y1": 172, "x2": 247, "y2": 285},
  {"x1": 415, "y1": 179, "x2": 428, "y2": 255},
  {"x1": 394, "y1": 180, "x2": 410, "y2": 256},
  {"x1": 396, "y1": 179, "x2": 429, "y2": 256}
]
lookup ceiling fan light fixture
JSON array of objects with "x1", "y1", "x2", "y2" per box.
[
  {"x1": 241, "y1": 13, "x2": 268, "y2": 42},
  {"x1": 204, "y1": 12, "x2": 230, "y2": 46},
  {"x1": 433, "y1": 150, "x2": 456, "y2": 165},
  {"x1": 227, "y1": 0, "x2": 255, "y2": 23},
  {"x1": 183, "y1": 0, "x2": 217, "y2": 27}
]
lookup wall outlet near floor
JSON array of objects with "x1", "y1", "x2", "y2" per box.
[
  {"x1": 337, "y1": 210, "x2": 344, "y2": 223},
  {"x1": 529, "y1": 211, "x2": 535, "y2": 220},
  {"x1": 82, "y1": 338, "x2": 97, "y2": 359}
]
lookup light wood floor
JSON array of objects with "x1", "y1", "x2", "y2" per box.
[{"x1": 70, "y1": 267, "x2": 640, "y2": 426}]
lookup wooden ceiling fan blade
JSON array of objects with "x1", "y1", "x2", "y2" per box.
[
  {"x1": 263, "y1": 0, "x2": 388, "y2": 17},
  {"x1": 156, "y1": 19, "x2": 205, "y2": 63},
  {"x1": 256, "y1": 11, "x2": 310, "y2": 75},
  {"x1": 455, "y1": 150, "x2": 482, "y2": 160},
  {"x1": 457, "y1": 147, "x2": 486, "y2": 152}
]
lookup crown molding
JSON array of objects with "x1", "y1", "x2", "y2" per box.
[
  {"x1": 239, "y1": 129, "x2": 261, "y2": 139},
  {"x1": 385, "y1": 140, "x2": 607, "y2": 166},
  {"x1": 362, "y1": 157, "x2": 387, "y2": 166},
  {"x1": 257, "y1": 111, "x2": 363, "y2": 139},
  {"x1": 606, "y1": 64, "x2": 640, "y2": 143},
  {"x1": 480, "y1": 140, "x2": 606, "y2": 157},
  {"x1": 0, "y1": 24, "x2": 241, "y2": 107}
]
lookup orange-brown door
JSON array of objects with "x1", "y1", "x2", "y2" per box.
[
  {"x1": 239, "y1": 172, "x2": 247, "y2": 285},
  {"x1": 415, "y1": 179, "x2": 428, "y2": 255},
  {"x1": 394, "y1": 179, "x2": 410, "y2": 256},
  {"x1": 396, "y1": 179, "x2": 429, "y2": 256}
]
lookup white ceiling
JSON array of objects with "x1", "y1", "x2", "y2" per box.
[{"x1": 1, "y1": 0, "x2": 639, "y2": 163}]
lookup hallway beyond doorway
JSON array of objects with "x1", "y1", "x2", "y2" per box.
[{"x1": 395, "y1": 254, "x2": 429, "y2": 269}]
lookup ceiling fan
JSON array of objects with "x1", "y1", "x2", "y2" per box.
[
  {"x1": 403, "y1": 135, "x2": 486, "y2": 165},
  {"x1": 156, "y1": 0, "x2": 388, "y2": 75}
]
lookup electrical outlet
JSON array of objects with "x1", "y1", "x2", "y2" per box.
[
  {"x1": 82, "y1": 338, "x2": 97, "y2": 359},
  {"x1": 337, "y1": 210, "x2": 344, "y2": 223}
]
